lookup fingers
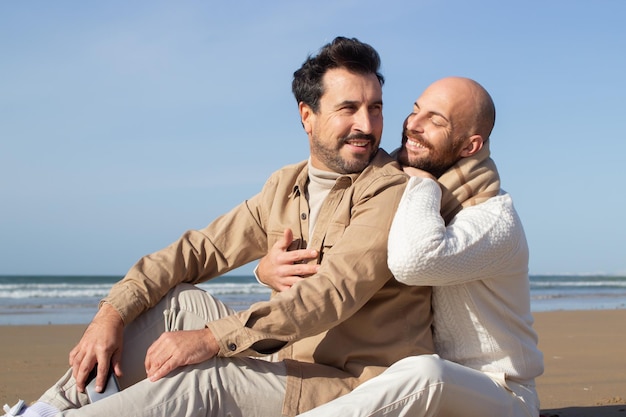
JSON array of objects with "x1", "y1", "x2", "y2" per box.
[
  {"x1": 72, "y1": 351, "x2": 97, "y2": 393},
  {"x1": 275, "y1": 228, "x2": 318, "y2": 265},
  {"x1": 69, "y1": 336, "x2": 104, "y2": 392},
  {"x1": 145, "y1": 329, "x2": 219, "y2": 383},
  {"x1": 69, "y1": 342, "x2": 94, "y2": 392},
  {"x1": 281, "y1": 228, "x2": 294, "y2": 248},
  {"x1": 258, "y1": 228, "x2": 320, "y2": 291},
  {"x1": 273, "y1": 228, "x2": 294, "y2": 251},
  {"x1": 111, "y1": 350, "x2": 124, "y2": 379},
  {"x1": 69, "y1": 308, "x2": 124, "y2": 392},
  {"x1": 145, "y1": 334, "x2": 175, "y2": 382},
  {"x1": 94, "y1": 361, "x2": 111, "y2": 393},
  {"x1": 279, "y1": 248, "x2": 318, "y2": 265},
  {"x1": 145, "y1": 352, "x2": 174, "y2": 383},
  {"x1": 276, "y1": 261, "x2": 319, "y2": 278}
]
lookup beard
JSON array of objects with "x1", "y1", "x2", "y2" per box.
[
  {"x1": 311, "y1": 133, "x2": 379, "y2": 174},
  {"x1": 398, "y1": 133, "x2": 463, "y2": 178}
]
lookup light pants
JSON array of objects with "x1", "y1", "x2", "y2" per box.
[
  {"x1": 38, "y1": 284, "x2": 288, "y2": 417},
  {"x1": 298, "y1": 355, "x2": 539, "y2": 417}
]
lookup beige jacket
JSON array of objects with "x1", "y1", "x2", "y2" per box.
[{"x1": 103, "y1": 149, "x2": 434, "y2": 415}]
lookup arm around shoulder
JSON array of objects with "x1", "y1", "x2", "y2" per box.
[{"x1": 389, "y1": 180, "x2": 522, "y2": 286}]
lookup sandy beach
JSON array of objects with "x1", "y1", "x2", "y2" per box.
[{"x1": 1, "y1": 310, "x2": 625, "y2": 416}]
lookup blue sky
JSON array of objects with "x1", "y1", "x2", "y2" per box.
[{"x1": 1, "y1": 1, "x2": 625, "y2": 276}]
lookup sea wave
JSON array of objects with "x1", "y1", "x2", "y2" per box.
[
  {"x1": 530, "y1": 280, "x2": 626, "y2": 288},
  {"x1": 0, "y1": 284, "x2": 114, "y2": 299},
  {"x1": 0, "y1": 283, "x2": 270, "y2": 299},
  {"x1": 529, "y1": 275, "x2": 626, "y2": 289},
  {"x1": 0, "y1": 276, "x2": 271, "y2": 300},
  {"x1": 0, "y1": 276, "x2": 272, "y2": 324},
  {"x1": 1, "y1": 275, "x2": 626, "y2": 324}
]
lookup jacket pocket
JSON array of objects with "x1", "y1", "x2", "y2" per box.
[{"x1": 321, "y1": 222, "x2": 346, "y2": 250}]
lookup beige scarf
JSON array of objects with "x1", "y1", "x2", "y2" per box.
[{"x1": 438, "y1": 141, "x2": 500, "y2": 224}]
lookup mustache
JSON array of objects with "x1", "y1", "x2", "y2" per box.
[
  {"x1": 341, "y1": 133, "x2": 377, "y2": 144},
  {"x1": 402, "y1": 131, "x2": 431, "y2": 149}
]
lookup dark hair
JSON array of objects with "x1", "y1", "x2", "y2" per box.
[{"x1": 292, "y1": 36, "x2": 384, "y2": 113}]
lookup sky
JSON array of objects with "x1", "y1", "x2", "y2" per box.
[{"x1": 1, "y1": 0, "x2": 625, "y2": 277}]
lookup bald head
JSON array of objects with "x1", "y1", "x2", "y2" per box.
[
  {"x1": 424, "y1": 77, "x2": 496, "y2": 141},
  {"x1": 398, "y1": 77, "x2": 497, "y2": 176}
]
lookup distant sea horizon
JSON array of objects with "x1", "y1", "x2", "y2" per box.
[{"x1": 1, "y1": 274, "x2": 626, "y2": 326}]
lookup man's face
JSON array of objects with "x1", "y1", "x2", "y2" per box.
[
  {"x1": 301, "y1": 68, "x2": 383, "y2": 174},
  {"x1": 397, "y1": 80, "x2": 472, "y2": 178}
]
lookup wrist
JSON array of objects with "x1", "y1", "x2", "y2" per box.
[
  {"x1": 97, "y1": 302, "x2": 124, "y2": 327},
  {"x1": 253, "y1": 264, "x2": 270, "y2": 288}
]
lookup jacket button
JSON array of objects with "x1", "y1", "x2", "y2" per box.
[
  {"x1": 228, "y1": 343, "x2": 237, "y2": 351},
  {"x1": 301, "y1": 213, "x2": 307, "y2": 220}
]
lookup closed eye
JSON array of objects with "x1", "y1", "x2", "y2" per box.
[{"x1": 430, "y1": 116, "x2": 446, "y2": 126}]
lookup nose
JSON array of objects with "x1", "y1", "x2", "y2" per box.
[
  {"x1": 405, "y1": 112, "x2": 423, "y2": 133},
  {"x1": 354, "y1": 107, "x2": 374, "y2": 134}
]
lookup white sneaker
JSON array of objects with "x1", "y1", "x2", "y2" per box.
[{"x1": 2, "y1": 400, "x2": 25, "y2": 417}]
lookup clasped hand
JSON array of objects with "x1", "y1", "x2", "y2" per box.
[
  {"x1": 145, "y1": 327, "x2": 218, "y2": 382},
  {"x1": 257, "y1": 228, "x2": 320, "y2": 291}
]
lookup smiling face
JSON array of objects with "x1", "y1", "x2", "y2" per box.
[
  {"x1": 397, "y1": 78, "x2": 481, "y2": 178},
  {"x1": 300, "y1": 67, "x2": 383, "y2": 174}
]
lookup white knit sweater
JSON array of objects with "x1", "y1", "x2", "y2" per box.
[{"x1": 388, "y1": 177, "x2": 544, "y2": 384}]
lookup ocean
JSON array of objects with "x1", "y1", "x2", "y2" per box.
[{"x1": 1, "y1": 274, "x2": 625, "y2": 326}]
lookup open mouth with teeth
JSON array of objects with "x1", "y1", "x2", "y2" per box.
[
  {"x1": 405, "y1": 137, "x2": 430, "y2": 152},
  {"x1": 347, "y1": 140, "x2": 370, "y2": 147},
  {"x1": 344, "y1": 139, "x2": 372, "y2": 153}
]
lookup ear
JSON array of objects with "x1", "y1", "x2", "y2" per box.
[
  {"x1": 299, "y1": 102, "x2": 314, "y2": 134},
  {"x1": 459, "y1": 134, "x2": 484, "y2": 157}
]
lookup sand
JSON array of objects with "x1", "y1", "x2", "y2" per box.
[
  {"x1": 1, "y1": 310, "x2": 625, "y2": 416},
  {"x1": 533, "y1": 310, "x2": 626, "y2": 417}
]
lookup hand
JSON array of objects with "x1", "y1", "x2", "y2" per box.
[
  {"x1": 69, "y1": 303, "x2": 124, "y2": 393},
  {"x1": 257, "y1": 228, "x2": 319, "y2": 292},
  {"x1": 144, "y1": 328, "x2": 219, "y2": 382},
  {"x1": 402, "y1": 166, "x2": 436, "y2": 180}
]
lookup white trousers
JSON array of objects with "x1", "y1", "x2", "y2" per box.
[
  {"x1": 39, "y1": 284, "x2": 289, "y2": 417},
  {"x1": 297, "y1": 354, "x2": 539, "y2": 417}
]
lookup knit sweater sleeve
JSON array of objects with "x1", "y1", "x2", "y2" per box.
[{"x1": 388, "y1": 176, "x2": 520, "y2": 286}]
